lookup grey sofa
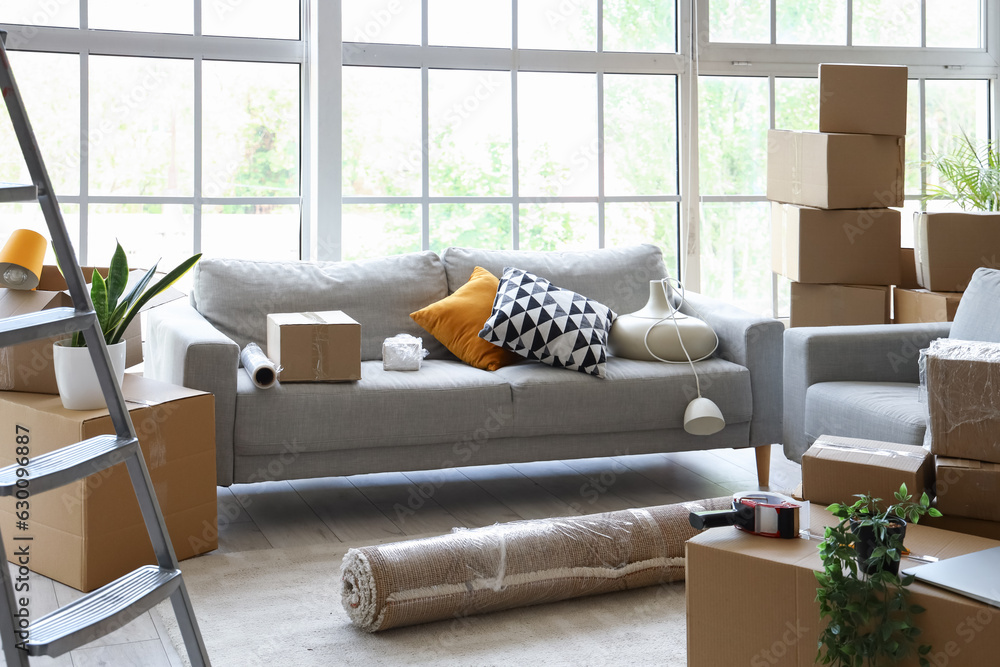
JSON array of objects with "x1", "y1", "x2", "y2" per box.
[
  {"x1": 783, "y1": 266, "x2": 1000, "y2": 462},
  {"x1": 144, "y1": 244, "x2": 783, "y2": 487}
]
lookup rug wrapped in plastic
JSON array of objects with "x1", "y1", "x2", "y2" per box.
[{"x1": 340, "y1": 496, "x2": 731, "y2": 632}]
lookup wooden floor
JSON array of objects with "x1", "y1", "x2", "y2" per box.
[{"x1": 13, "y1": 445, "x2": 801, "y2": 666}]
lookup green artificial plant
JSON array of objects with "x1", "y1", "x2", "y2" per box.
[
  {"x1": 69, "y1": 242, "x2": 201, "y2": 348},
  {"x1": 922, "y1": 132, "x2": 1000, "y2": 211},
  {"x1": 815, "y1": 484, "x2": 942, "y2": 667}
]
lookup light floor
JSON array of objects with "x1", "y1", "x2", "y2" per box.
[{"x1": 13, "y1": 444, "x2": 802, "y2": 666}]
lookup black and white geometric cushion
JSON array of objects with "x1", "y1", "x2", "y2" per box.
[{"x1": 479, "y1": 267, "x2": 617, "y2": 378}]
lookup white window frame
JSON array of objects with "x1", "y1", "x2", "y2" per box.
[{"x1": 1, "y1": 0, "x2": 307, "y2": 264}]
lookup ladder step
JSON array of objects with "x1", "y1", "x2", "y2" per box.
[
  {"x1": 25, "y1": 565, "x2": 182, "y2": 657},
  {"x1": 0, "y1": 435, "x2": 138, "y2": 497},
  {"x1": 0, "y1": 182, "x2": 37, "y2": 203},
  {"x1": 0, "y1": 308, "x2": 96, "y2": 348}
]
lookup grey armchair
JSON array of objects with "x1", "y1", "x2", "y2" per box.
[{"x1": 782, "y1": 267, "x2": 1000, "y2": 463}]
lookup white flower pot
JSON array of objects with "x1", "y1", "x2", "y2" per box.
[{"x1": 52, "y1": 339, "x2": 127, "y2": 410}]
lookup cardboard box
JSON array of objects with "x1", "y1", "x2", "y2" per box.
[
  {"x1": 914, "y1": 211, "x2": 1000, "y2": 292},
  {"x1": 687, "y1": 508, "x2": 1000, "y2": 667},
  {"x1": 818, "y1": 63, "x2": 908, "y2": 136},
  {"x1": 0, "y1": 374, "x2": 217, "y2": 591},
  {"x1": 924, "y1": 339, "x2": 1000, "y2": 464},
  {"x1": 894, "y1": 288, "x2": 962, "y2": 323},
  {"x1": 267, "y1": 311, "x2": 361, "y2": 382},
  {"x1": 924, "y1": 512, "x2": 1000, "y2": 541},
  {"x1": 789, "y1": 282, "x2": 890, "y2": 327},
  {"x1": 935, "y1": 457, "x2": 1000, "y2": 522},
  {"x1": 771, "y1": 203, "x2": 901, "y2": 284},
  {"x1": 0, "y1": 266, "x2": 181, "y2": 394},
  {"x1": 766, "y1": 130, "x2": 904, "y2": 209},
  {"x1": 899, "y1": 247, "x2": 920, "y2": 289},
  {"x1": 801, "y1": 435, "x2": 934, "y2": 506}
]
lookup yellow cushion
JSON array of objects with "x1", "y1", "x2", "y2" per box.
[{"x1": 411, "y1": 266, "x2": 521, "y2": 371}]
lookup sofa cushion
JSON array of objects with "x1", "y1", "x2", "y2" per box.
[
  {"x1": 490, "y1": 356, "x2": 752, "y2": 437},
  {"x1": 950, "y1": 267, "x2": 1000, "y2": 343},
  {"x1": 191, "y1": 252, "x2": 449, "y2": 361},
  {"x1": 233, "y1": 360, "x2": 514, "y2": 455},
  {"x1": 804, "y1": 381, "x2": 925, "y2": 447},
  {"x1": 440, "y1": 245, "x2": 667, "y2": 316},
  {"x1": 410, "y1": 266, "x2": 521, "y2": 371},
  {"x1": 480, "y1": 267, "x2": 616, "y2": 378}
]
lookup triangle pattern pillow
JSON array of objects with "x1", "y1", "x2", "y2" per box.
[{"x1": 479, "y1": 267, "x2": 617, "y2": 378}]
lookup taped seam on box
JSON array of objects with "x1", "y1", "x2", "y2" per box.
[
  {"x1": 812, "y1": 441, "x2": 927, "y2": 460},
  {"x1": 791, "y1": 133, "x2": 803, "y2": 198},
  {"x1": 0, "y1": 347, "x2": 10, "y2": 390}
]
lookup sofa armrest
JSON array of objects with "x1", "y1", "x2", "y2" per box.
[
  {"x1": 782, "y1": 322, "x2": 952, "y2": 462},
  {"x1": 144, "y1": 300, "x2": 240, "y2": 486},
  {"x1": 682, "y1": 292, "x2": 784, "y2": 448}
]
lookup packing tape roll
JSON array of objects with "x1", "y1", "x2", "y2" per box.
[{"x1": 240, "y1": 342, "x2": 279, "y2": 389}]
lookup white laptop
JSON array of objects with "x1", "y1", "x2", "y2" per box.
[{"x1": 902, "y1": 546, "x2": 1000, "y2": 608}]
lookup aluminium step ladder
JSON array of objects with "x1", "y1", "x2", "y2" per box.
[{"x1": 0, "y1": 31, "x2": 210, "y2": 666}]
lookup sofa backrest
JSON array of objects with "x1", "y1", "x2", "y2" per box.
[
  {"x1": 440, "y1": 244, "x2": 668, "y2": 316},
  {"x1": 191, "y1": 252, "x2": 449, "y2": 360},
  {"x1": 950, "y1": 267, "x2": 1000, "y2": 343}
]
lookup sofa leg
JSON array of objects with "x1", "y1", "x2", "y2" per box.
[{"x1": 754, "y1": 445, "x2": 771, "y2": 488}]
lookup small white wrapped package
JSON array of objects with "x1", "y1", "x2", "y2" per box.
[{"x1": 382, "y1": 334, "x2": 428, "y2": 371}]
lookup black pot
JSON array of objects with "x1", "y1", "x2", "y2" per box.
[{"x1": 851, "y1": 517, "x2": 907, "y2": 576}]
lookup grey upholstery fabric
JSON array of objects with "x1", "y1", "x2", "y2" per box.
[
  {"x1": 804, "y1": 381, "x2": 926, "y2": 447},
  {"x1": 491, "y1": 357, "x2": 751, "y2": 437},
  {"x1": 440, "y1": 244, "x2": 667, "y2": 316},
  {"x1": 145, "y1": 301, "x2": 241, "y2": 485},
  {"x1": 783, "y1": 322, "x2": 951, "y2": 461},
  {"x1": 683, "y1": 291, "x2": 784, "y2": 447},
  {"x1": 233, "y1": 360, "x2": 514, "y2": 455},
  {"x1": 190, "y1": 252, "x2": 449, "y2": 360},
  {"x1": 951, "y1": 267, "x2": 1000, "y2": 342}
]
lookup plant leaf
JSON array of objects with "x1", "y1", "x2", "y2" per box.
[
  {"x1": 109, "y1": 254, "x2": 201, "y2": 345},
  {"x1": 90, "y1": 270, "x2": 110, "y2": 344},
  {"x1": 105, "y1": 241, "x2": 129, "y2": 316}
]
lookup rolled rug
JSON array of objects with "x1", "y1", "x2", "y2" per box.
[
  {"x1": 240, "y1": 341, "x2": 279, "y2": 389},
  {"x1": 341, "y1": 496, "x2": 731, "y2": 632}
]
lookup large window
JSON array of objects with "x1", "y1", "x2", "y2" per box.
[{"x1": 0, "y1": 0, "x2": 304, "y2": 271}]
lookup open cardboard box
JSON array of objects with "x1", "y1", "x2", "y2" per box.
[
  {"x1": 687, "y1": 508, "x2": 1000, "y2": 666},
  {"x1": 0, "y1": 265, "x2": 182, "y2": 393}
]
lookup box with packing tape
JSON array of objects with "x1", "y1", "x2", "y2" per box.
[
  {"x1": 789, "y1": 282, "x2": 890, "y2": 327},
  {"x1": 934, "y1": 457, "x2": 1000, "y2": 522},
  {"x1": 766, "y1": 129, "x2": 904, "y2": 209},
  {"x1": 921, "y1": 338, "x2": 1000, "y2": 464},
  {"x1": 0, "y1": 374, "x2": 217, "y2": 591},
  {"x1": 913, "y1": 211, "x2": 1000, "y2": 292},
  {"x1": 771, "y1": 202, "x2": 900, "y2": 284},
  {"x1": 687, "y1": 507, "x2": 1000, "y2": 667},
  {"x1": 801, "y1": 435, "x2": 934, "y2": 506},
  {"x1": 0, "y1": 266, "x2": 182, "y2": 394},
  {"x1": 266, "y1": 310, "x2": 362, "y2": 382}
]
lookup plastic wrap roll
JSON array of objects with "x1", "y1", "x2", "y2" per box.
[
  {"x1": 340, "y1": 496, "x2": 731, "y2": 632},
  {"x1": 240, "y1": 342, "x2": 279, "y2": 389}
]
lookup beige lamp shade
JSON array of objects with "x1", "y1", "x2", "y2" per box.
[{"x1": 0, "y1": 229, "x2": 47, "y2": 290}]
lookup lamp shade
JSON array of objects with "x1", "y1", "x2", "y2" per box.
[{"x1": 0, "y1": 229, "x2": 47, "y2": 290}]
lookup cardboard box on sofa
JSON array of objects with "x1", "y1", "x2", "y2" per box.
[
  {"x1": 894, "y1": 288, "x2": 962, "y2": 323},
  {"x1": 818, "y1": 63, "x2": 908, "y2": 137},
  {"x1": 0, "y1": 266, "x2": 181, "y2": 394},
  {"x1": 267, "y1": 310, "x2": 361, "y2": 382},
  {"x1": 924, "y1": 340, "x2": 1000, "y2": 464},
  {"x1": 0, "y1": 374, "x2": 217, "y2": 591},
  {"x1": 935, "y1": 457, "x2": 1000, "y2": 522},
  {"x1": 766, "y1": 129, "x2": 904, "y2": 209},
  {"x1": 789, "y1": 282, "x2": 889, "y2": 327},
  {"x1": 914, "y1": 211, "x2": 1000, "y2": 292},
  {"x1": 687, "y1": 508, "x2": 1000, "y2": 667},
  {"x1": 801, "y1": 435, "x2": 933, "y2": 506},
  {"x1": 771, "y1": 202, "x2": 900, "y2": 284}
]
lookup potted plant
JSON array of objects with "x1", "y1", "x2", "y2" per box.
[
  {"x1": 922, "y1": 132, "x2": 1000, "y2": 211},
  {"x1": 53, "y1": 242, "x2": 201, "y2": 410},
  {"x1": 815, "y1": 484, "x2": 942, "y2": 667}
]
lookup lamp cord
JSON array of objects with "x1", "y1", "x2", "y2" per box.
[{"x1": 641, "y1": 277, "x2": 718, "y2": 398}]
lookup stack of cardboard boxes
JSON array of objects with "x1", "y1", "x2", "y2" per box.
[
  {"x1": 768, "y1": 64, "x2": 907, "y2": 327},
  {"x1": 0, "y1": 267, "x2": 218, "y2": 591}
]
